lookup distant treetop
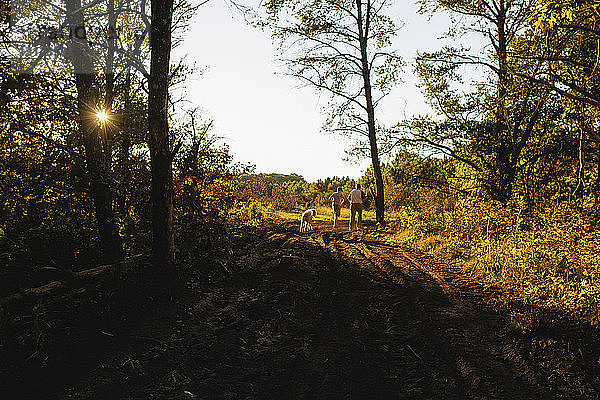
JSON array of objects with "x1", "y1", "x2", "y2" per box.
[{"x1": 237, "y1": 173, "x2": 306, "y2": 184}]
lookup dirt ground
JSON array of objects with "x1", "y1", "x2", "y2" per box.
[{"x1": 3, "y1": 218, "x2": 600, "y2": 399}]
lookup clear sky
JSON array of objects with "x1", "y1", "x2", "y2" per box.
[{"x1": 175, "y1": 0, "x2": 454, "y2": 182}]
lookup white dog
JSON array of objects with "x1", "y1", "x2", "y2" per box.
[{"x1": 300, "y1": 208, "x2": 317, "y2": 232}]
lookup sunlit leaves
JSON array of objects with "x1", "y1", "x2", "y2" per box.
[{"x1": 530, "y1": 0, "x2": 583, "y2": 29}]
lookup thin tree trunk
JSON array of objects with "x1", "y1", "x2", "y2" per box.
[
  {"x1": 357, "y1": 0, "x2": 385, "y2": 223},
  {"x1": 119, "y1": 69, "x2": 132, "y2": 208},
  {"x1": 148, "y1": 0, "x2": 175, "y2": 271},
  {"x1": 65, "y1": 0, "x2": 122, "y2": 262},
  {"x1": 490, "y1": 0, "x2": 513, "y2": 203},
  {"x1": 105, "y1": 0, "x2": 115, "y2": 168},
  {"x1": 365, "y1": 89, "x2": 385, "y2": 223},
  {"x1": 594, "y1": 144, "x2": 600, "y2": 205}
]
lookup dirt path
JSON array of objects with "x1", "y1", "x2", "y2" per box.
[
  {"x1": 21, "y1": 220, "x2": 598, "y2": 399},
  {"x1": 316, "y1": 224, "x2": 542, "y2": 399}
]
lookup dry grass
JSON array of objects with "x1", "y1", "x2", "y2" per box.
[{"x1": 276, "y1": 205, "x2": 379, "y2": 226}]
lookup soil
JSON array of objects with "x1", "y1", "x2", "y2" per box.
[{"x1": 2, "y1": 219, "x2": 599, "y2": 399}]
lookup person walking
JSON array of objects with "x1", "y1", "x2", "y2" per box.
[
  {"x1": 328, "y1": 187, "x2": 346, "y2": 228},
  {"x1": 349, "y1": 183, "x2": 365, "y2": 231}
]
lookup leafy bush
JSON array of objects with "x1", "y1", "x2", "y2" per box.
[{"x1": 229, "y1": 200, "x2": 276, "y2": 226}]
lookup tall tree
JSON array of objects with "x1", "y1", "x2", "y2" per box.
[
  {"x1": 65, "y1": 0, "x2": 123, "y2": 261},
  {"x1": 519, "y1": 0, "x2": 600, "y2": 201},
  {"x1": 401, "y1": 0, "x2": 549, "y2": 203},
  {"x1": 148, "y1": 0, "x2": 175, "y2": 270},
  {"x1": 265, "y1": 0, "x2": 403, "y2": 223}
]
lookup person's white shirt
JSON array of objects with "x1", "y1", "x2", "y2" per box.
[{"x1": 349, "y1": 188, "x2": 363, "y2": 204}]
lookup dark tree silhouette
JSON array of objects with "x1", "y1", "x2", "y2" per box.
[{"x1": 149, "y1": 0, "x2": 176, "y2": 270}]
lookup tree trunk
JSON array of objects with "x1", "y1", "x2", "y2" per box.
[
  {"x1": 104, "y1": 0, "x2": 115, "y2": 168},
  {"x1": 366, "y1": 97, "x2": 385, "y2": 223},
  {"x1": 357, "y1": 0, "x2": 385, "y2": 223},
  {"x1": 118, "y1": 69, "x2": 132, "y2": 211},
  {"x1": 594, "y1": 145, "x2": 600, "y2": 205},
  {"x1": 148, "y1": 0, "x2": 175, "y2": 271},
  {"x1": 489, "y1": 0, "x2": 513, "y2": 204},
  {"x1": 65, "y1": 0, "x2": 123, "y2": 262}
]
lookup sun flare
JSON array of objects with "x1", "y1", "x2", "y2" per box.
[{"x1": 96, "y1": 110, "x2": 109, "y2": 124}]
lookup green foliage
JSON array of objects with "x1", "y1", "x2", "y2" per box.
[
  {"x1": 400, "y1": 0, "x2": 564, "y2": 203},
  {"x1": 397, "y1": 200, "x2": 600, "y2": 324},
  {"x1": 237, "y1": 172, "x2": 305, "y2": 185}
]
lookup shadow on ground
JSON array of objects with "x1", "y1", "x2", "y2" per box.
[{"x1": 2, "y1": 220, "x2": 599, "y2": 399}]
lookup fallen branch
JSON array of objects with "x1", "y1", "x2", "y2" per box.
[
  {"x1": 0, "y1": 254, "x2": 147, "y2": 308},
  {"x1": 407, "y1": 344, "x2": 424, "y2": 363}
]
